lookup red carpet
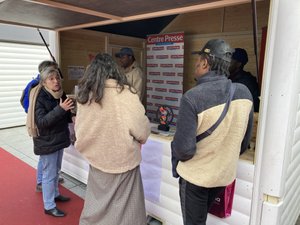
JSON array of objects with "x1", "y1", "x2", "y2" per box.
[{"x1": 0, "y1": 147, "x2": 84, "y2": 225}]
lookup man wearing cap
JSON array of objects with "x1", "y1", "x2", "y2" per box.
[
  {"x1": 115, "y1": 47, "x2": 145, "y2": 101},
  {"x1": 171, "y1": 39, "x2": 253, "y2": 225},
  {"x1": 229, "y1": 48, "x2": 260, "y2": 112}
]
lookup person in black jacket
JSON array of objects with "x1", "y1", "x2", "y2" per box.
[
  {"x1": 34, "y1": 66, "x2": 74, "y2": 217},
  {"x1": 28, "y1": 60, "x2": 65, "y2": 193},
  {"x1": 229, "y1": 48, "x2": 260, "y2": 112}
]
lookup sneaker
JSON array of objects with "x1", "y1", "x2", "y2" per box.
[{"x1": 36, "y1": 183, "x2": 42, "y2": 192}]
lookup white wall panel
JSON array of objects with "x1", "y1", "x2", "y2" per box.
[
  {"x1": 0, "y1": 42, "x2": 49, "y2": 129},
  {"x1": 261, "y1": 202, "x2": 281, "y2": 225},
  {"x1": 144, "y1": 135, "x2": 254, "y2": 225},
  {"x1": 237, "y1": 161, "x2": 255, "y2": 183},
  {"x1": 235, "y1": 179, "x2": 253, "y2": 201},
  {"x1": 280, "y1": 92, "x2": 300, "y2": 225},
  {"x1": 251, "y1": 1, "x2": 300, "y2": 224}
]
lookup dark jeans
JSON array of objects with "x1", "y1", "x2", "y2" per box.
[{"x1": 179, "y1": 177, "x2": 225, "y2": 225}]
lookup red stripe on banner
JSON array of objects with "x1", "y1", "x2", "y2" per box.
[
  {"x1": 166, "y1": 80, "x2": 180, "y2": 85},
  {"x1": 167, "y1": 46, "x2": 180, "y2": 50},
  {"x1": 147, "y1": 64, "x2": 158, "y2": 67},
  {"x1": 146, "y1": 109, "x2": 157, "y2": 114},
  {"x1": 147, "y1": 87, "x2": 153, "y2": 91},
  {"x1": 162, "y1": 72, "x2": 176, "y2": 76},
  {"x1": 175, "y1": 64, "x2": 184, "y2": 68},
  {"x1": 152, "y1": 95, "x2": 163, "y2": 99},
  {"x1": 165, "y1": 97, "x2": 179, "y2": 101},
  {"x1": 169, "y1": 89, "x2": 183, "y2": 94},
  {"x1": 155, "y1": 103, "x2": 176, "y2": 109},
  {"x1": 155, "y1": 88, "x2": 167, "y2": 92},
  {"x1": 147, "y1": 79, "x2": 150, "y2": 82},
  {"x1": 160, "y1": 64, "x2": 173, "y2": 68},
  {"x1": 171, "y1": 55, "x2": 184, "y2": 59},
  {"x1": 152, "y1": 80, "x2": 164, "y2": 84},
  {"x1": 146, "y1": 55, "x2": 154, "y2": 59},
  {"x1": 146, "y1": 102, "x2": 153, "y2": 106},
  {"x1": 146, "y1": 94, "x2": 150, "y2": 98},
  {"x1": 152, "y1": 46, "x2": 165, "y2": 51},
  {"x1": 156, "y1": 55, "x2": 169, "y2": 59},
  {"x1": 149, "y1": 72, "x2": 161, "y2": 76},
  {"x1": 147, "y1": 47, "x2": 151, "y2": 51},
  {"x1": 170, "y1": 106, "x2": 180, "y2": 110}
]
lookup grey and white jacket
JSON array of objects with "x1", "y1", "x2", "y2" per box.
[{"x1": 171, "y1": 71, "x2": 253, "y2": 187}]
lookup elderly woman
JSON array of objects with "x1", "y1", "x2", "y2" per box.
[
  {"x1": 33, "y1": 66, "x2": 74, "y2": 217},
  {"x1": 75, "y1": 53, "x2": 150, "y2": 225}
]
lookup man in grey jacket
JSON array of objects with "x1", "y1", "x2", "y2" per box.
[{"x1": 171, "y1": 39, "x2": 253, "y2": 225}]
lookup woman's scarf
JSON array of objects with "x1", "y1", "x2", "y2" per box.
[{"x1": 44, "y1": 86, "x2": 63, "y2": 99}]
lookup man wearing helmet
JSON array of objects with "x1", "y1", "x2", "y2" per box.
[{"x1": 171, "y1": 39, "x2": 254, "y2": 225}]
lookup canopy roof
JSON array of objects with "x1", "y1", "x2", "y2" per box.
[{"x1": 0, "y1": 0, "x2": 253, "y2": 32}]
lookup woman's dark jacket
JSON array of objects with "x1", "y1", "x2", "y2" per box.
[{"x1": 33, "y1": 87, "x2": 71, "y2": 155}]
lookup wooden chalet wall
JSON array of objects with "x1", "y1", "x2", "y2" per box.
[
  {"x1": 59, "y1": 29, "x2": 145, "y2": 94},
  {"x1": 59, "y1": 1, "x2": 270, "y2": 94},
  {"x1": 162, "y1": 0, "x2": 270, "y2": 92}
]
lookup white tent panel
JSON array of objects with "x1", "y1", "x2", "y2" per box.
[{"x1": 0, "y1": 42, "x2": 49, "y2": 129}]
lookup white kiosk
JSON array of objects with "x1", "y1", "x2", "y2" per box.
[{"x1": 62, "y1": 123, "x2": 256, "y2": 225}]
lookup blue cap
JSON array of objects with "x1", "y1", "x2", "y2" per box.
[
  {"x1": 115, "y1": 47, "x2": 134, "y2": 58},
  {"x1": 232, "y1": 48, "x2": 248, "y2": 65}
]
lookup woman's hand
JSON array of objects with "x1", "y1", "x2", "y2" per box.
[{"x1": 60, "y1": 98, "x2": 74, "y2": 111}]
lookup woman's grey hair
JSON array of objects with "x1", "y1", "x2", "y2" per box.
[
  {"x1": 200, "y1": 53, "x2": 231, "y2": 76},
  {"x1": 38, "y1": 60, "x2": 58, "y2": 73},
  {"x1": 76, "y1": 53, "x2": 134, "y2": 105},
  {"x1": 39, "y1": 67, "x2": 60, "y2": 83}
]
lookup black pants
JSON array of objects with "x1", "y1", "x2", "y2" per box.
[{"x1": 179, "y1": 178, "x2": 225, "y2": 225}]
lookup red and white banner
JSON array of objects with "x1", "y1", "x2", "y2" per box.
[{"x1": 146, "y1": 32, "x2": 184, "y2": 125}]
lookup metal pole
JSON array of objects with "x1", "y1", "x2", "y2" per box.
[
  {"x1": 251, "y1": 0, "x2": 259, "y2": 79},
  {"x1": 37, "y1": 28, "x2": 63, "y2": 79}
]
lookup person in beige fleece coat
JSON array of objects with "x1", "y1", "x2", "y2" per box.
[
  {"x1": 172, "y1": 39, "x2": 253, "y2": 225},
  {"x1": 75, "y1": 53, "x2": 150, "y2": 225}
]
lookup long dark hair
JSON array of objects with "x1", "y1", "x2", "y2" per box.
[
  {"x1": 200, "y1": 53, "x2": 231, "y2": 76},
  {"x1": 76, "y1": 53, "x2": 134, "y2": 104}
]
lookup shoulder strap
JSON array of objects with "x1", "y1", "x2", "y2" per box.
[{"x1": 196, "y1": 83, "x2": 236, "y2": 143}]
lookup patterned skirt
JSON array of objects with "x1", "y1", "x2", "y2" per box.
[{"x1": 80, "y1": 165, "x2": 147, "y2": 225}]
